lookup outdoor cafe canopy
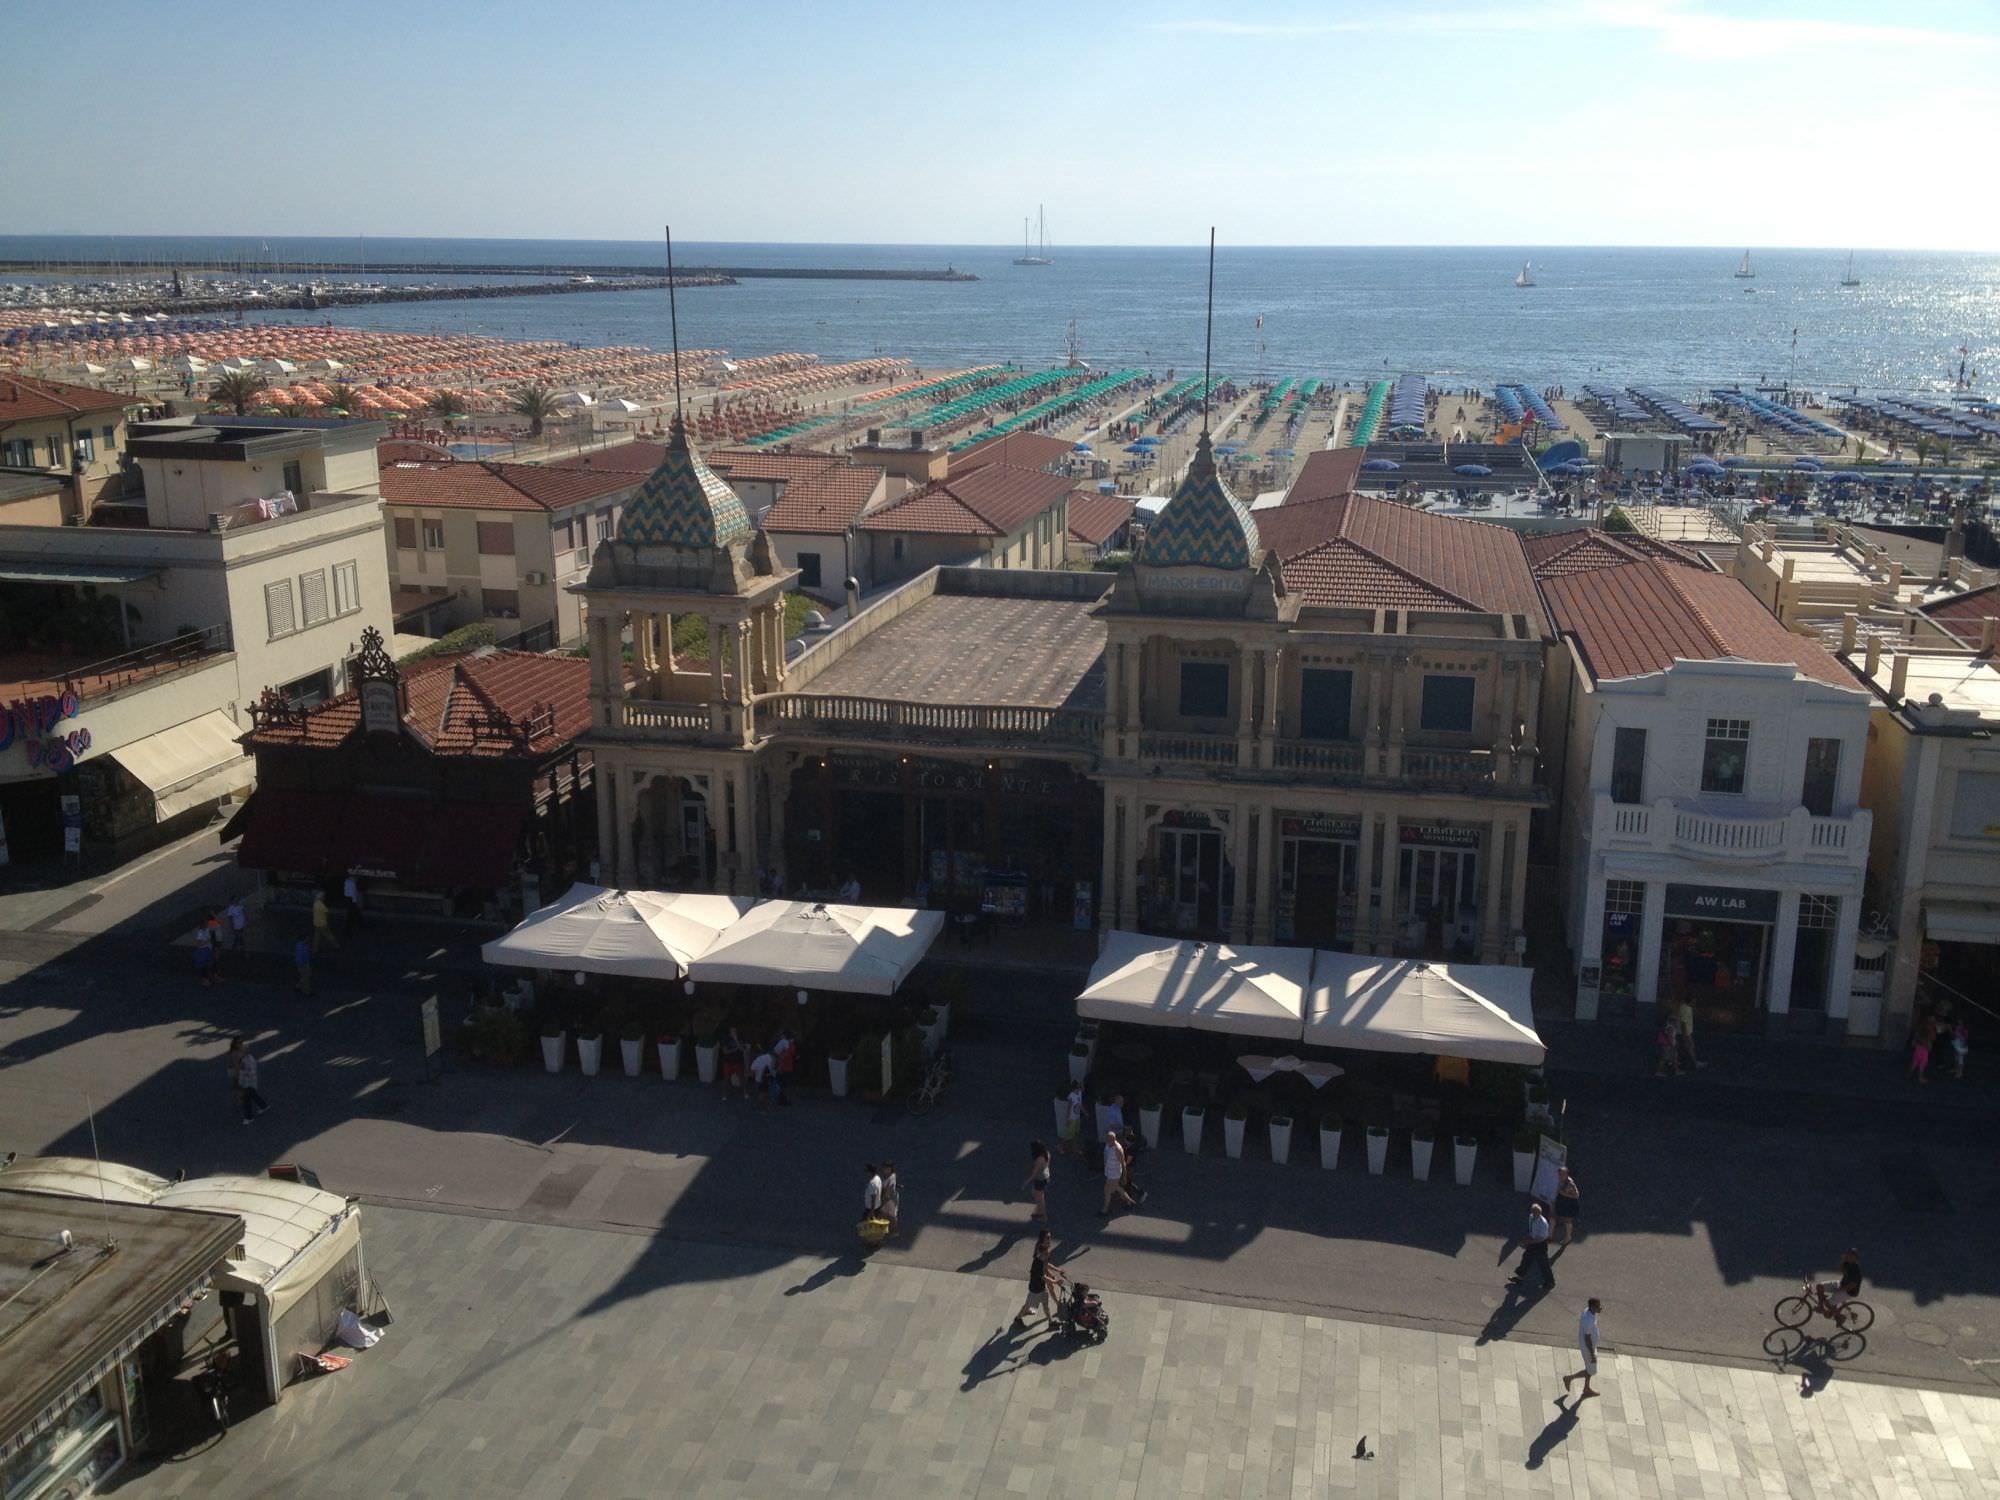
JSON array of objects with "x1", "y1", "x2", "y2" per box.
[
  {"x1": 1304, "y1": 954, "x2": 1545, "y2": 1064},
  {"x1": 1075, "y1": 932, "x2": 1311, "y2": 1040},
  {"x1": 481, "y1": 885, "x2": 753, "y2": 980},
  {"x1": 685, "y1": 901, "x2": 945, "y2": 996}
]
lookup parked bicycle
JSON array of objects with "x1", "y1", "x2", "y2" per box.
[{"x1": 192, "y1": 1349, "x2": 234, "y2": 1435}]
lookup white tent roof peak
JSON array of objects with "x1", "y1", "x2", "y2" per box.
[
  {"x1": 1305, "y1": 954, "x2": 1544, "y2": 1063},
  {"x1": 686, "y1": 901, "x2": 943, "y2": 995},
  {"x1": 1076, "y1": 932, "x2": 1311, "y2": 1040},
  {"x1": 482, "y1": 885, "x2": 752, "y2": 979}
]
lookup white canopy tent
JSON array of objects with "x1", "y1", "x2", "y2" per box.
[
  {"x1": 481, "y1": 885, "x2": 752, "y2": 980},
  {"x1": 1305, "y1": 954, "x2": 1545, "y2": 1063},
  {"x1": 1076, "y1": 932, "x2": 1312, "y2": 1040},
  {"x1": 686, "y1": 901, "x2": 944, "y2": 996}
]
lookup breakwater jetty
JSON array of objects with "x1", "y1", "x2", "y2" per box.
[
  {"x1": 0, "y1": 259, "x2": 979, "y2": 283},
  {"x1": 112, "y1": 276, "x2": 731, "y2": 316}
]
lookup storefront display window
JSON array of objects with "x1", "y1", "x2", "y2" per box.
[
  {"x1": 1, "y1": 1382, "x2": 122, "y2": 1500},
  {"x1": 1599, "y1": 879, "x2": 1644, "y2": 999},
  {"x1": 1790, "y1": 894, "x2": 1839, "y2": 1010}
]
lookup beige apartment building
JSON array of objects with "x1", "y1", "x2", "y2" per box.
[{"x1": 0, "y1": 374, "x2": 138, "y2": 519}]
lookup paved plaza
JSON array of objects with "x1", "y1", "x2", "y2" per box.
[{"x1": 107, "y1": 1206, "x2": 1999, "y2": 1500}]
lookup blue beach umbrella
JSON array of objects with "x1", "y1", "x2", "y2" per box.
[
  {"x1": 1072, "y1": 442, "x2": 1093, "y2": 453},
  {"x1": 1215, "y1": 443, "x2": 1241, "y2": 453},
  {"x1": 1721, "y1": 456, "x2": 1753, "y2": 467},
  {"x1": 1124, "y1": 443, "x2": 1150, "y2": 454},
  {"x1": 1134, "y1": 436, "x2": 1162, "y2": 446},
  {"x1": 1361, "y1": 457, "x2": 1401, "y2": 471},
  {"x1": 1454, "y1": 463, "x2": 1493, "y2": 477},
  {"x1": 1830, "y1": 470, "x2": 1865, "y2": 482}
]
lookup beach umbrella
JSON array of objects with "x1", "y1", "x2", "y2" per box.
[
  {"x1": 1721, "y1": 456, "x2": 1752, "y2": 466},
  {"x1": 1135, "y1": 436, "x2": 1161, "y2": 446},
  {"x1": 1830, "y1": 470, "x2": 1865, "y2": 482},
  {"x1": 1071, "y1": 442, "x2": 1093, "y2": 453},
  {"x1": 1361, "y1": 458, "x2": 1400, "y2": 471},
  {"x1": 1454, "y1": 463, "x2": 1493, "y2": 477},
  {"x1": 1792, "y1": 456, "x2": 1822, "y2": 468},
  {"x1": 1124, "y1": 443, "x2": 1150, "y2": 454}
]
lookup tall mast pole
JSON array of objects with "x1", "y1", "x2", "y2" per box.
[{"x1": 665, "y1": 224, "x2": 683, "y2": 422}]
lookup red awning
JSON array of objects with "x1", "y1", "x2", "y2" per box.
[
  {"x1": 417, "y1": 803, "x2": 528, "y2": 889},
  {"x1": 233, "y1": 790, "x2": 347, "y2": 874}
]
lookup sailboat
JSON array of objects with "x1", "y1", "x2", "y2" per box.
[
  {"x1": 1839, "y1": 252, "x2": 1860, "y2": 288},
  {"x1": 1734, "y1": 250, "x2": 1755, "y2": 279},
  {"x1": 1515, "y1": 261, "x2": 1534, "y2": 288},
  {"x1": 1014, "y1": 206, "x2": 1053, "y2": 266}
]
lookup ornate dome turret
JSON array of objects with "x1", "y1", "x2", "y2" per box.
[
  {"x1": 1140, "y1": 430, "x2": 1260, "y2": 569},
  {"x1": 616, "y1": 414, "x2": 753, "y2": 550}
]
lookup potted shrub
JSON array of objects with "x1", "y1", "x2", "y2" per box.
[
  {"x1": 1137, "y1": 1096, "x2": 1163, "y2": 1151},
  {"x1": 1181, "y1": 1101, "x2": 1206, "y2": 1154},
  {"x1": 852, "y1": 1032, "x2": 885, "y2": 1101},
  {"x1": 1223, "y1": 1103, "x2": 1248, "y2": 1160},
  {"x1": 1053, "y1": 1085, "x2": 1073, "y2": 1139},
  {"x1": 1365, "y1": 1115, "x2": 1391, "y2": 1176},
  {"x1": 468, "y1": 1007, "x2": 526, "y2": 1067},
  {"x1": 1453, "y1": 1132, "x2": 1479, "y2": 1186},
  {"x1": 1410, "y1": 1122, "x2": 1435, "y2": 1182},
  {"x1": 657, "y1": 1031, "x2": 684, "y2": 1082},
  {"x1": 577, "y1": 1020, "x2": 604, "y2": 1078},
  {"x1": 1268, "y1": 1111, "x2": 1294, "y2": 1166},
  {"x1": 539, "y1": 1018, "x2": 566, "y2": 1074},
  {"x1": 1512, "y1": 1125, "x2": 1539, "y2": 1194},
  {"x1": 1318, "y1": 1115, "x2": 1343, "y2": 1171},
  {"x1": 828, "y1": 1046, "x2": 853, "y2": 1097},
  {"x1": 695, "y1": 1032, "x2": 721, "y2": 1084},
  {"x1": 1068, "y1": 1041, "x2": 1092, "y2": 1084},
  {"x1": 618, "y1": 1013, "x2": 646, "y2": 1078}
]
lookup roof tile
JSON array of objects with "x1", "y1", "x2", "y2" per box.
[
  {"x1": 379, "y1": 459, "x2": 638, "y2": 513},
  {"x1": 0, "y1": 375, "x2": 134, "y2": 422},
  {"x1": 762, "y1": 465, "x2": 885, "y2": 534},
  {"x1": 246, "y1": 651, "x2": 592, "y2": 756},
  {"x1": 858, "y1": 463, "x2": 1076, "y2": 537}
]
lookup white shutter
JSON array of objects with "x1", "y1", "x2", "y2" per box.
[
  {"x1": 264, "y1": 580, "x2": 295, "y2": 638},
  {"x1": 299, "y1": 570, "x2": 329, "y2": 627},
  {"x1": 333, "y1": 561, "x2": 360, "y2": 615}
]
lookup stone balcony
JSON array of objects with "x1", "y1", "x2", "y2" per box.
[{"x1": 1593, "y1": 793, "x2": 1870, "y2": 868}]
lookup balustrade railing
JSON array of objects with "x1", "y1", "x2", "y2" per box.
[
  {"x1": 1271, "y1": 740, "x2": 1364, "y2": 774},
  {"x1": 759, "y1": 693, "x2": 1102, "y2": 748},
  {"x1": 1597, "y1": 794, "x2": 1862, "y2": 862},
  {"x1": 1135, "y1": 733, "x2": 1238, "y2": 767}
]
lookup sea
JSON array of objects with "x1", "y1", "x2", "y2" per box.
[{"x1": 3, "y1": 236, "x2": 1996, "y2": 397}]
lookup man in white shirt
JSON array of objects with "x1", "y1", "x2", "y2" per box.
[
  {"x1": 1509, "y1": 1201, "x2": 1556, "y2": 1291},
  {"x1": 1563, "y1": 1298, "x2": 1602, "y2": 1400},
  {"x1": 226, "y1": 898, "x2": 247, "y2": 954},
  {"x1": 863, "y1": 1164, "x2": 884, "y2": 1220},
  {"x1": 749, "y1": 1048, "x2": 776, "y2": 1110},
  {"x1": 342, "y1": 873, "x2": 364, "y2": 935},
  {"x1": 1100, "y1": 1135, "x2": 1134, "y2": 1216}
]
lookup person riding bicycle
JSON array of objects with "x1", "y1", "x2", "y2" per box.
[{"x1": 1812, "y1": 1249, "x2": 1863, "y2": 1324}]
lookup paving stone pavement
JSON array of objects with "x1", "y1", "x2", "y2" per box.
[{"x1": 110, "y1": 1206, "x2": 1999, "y2": 1500}]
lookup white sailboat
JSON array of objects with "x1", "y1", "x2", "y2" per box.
[
  {"x1": 1515, "y1": 260, "x2": 1534, "y2": 288},
  {"x1": 1734, "y1": 250, "x2": 1755, "y2": 278},
  {"x1": 1839, "y1": 252, "x2": 1860, "y2": 288},
  {"x1": 1014, "y1": 206, "x2": 1053, "y2": 267}
]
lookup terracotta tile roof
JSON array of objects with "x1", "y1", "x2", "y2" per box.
[
  {"x1": 545, "y1": 441, "x2": 667, "y2": 474},
  {"x1": 1522, "y1": 527, "x2": 1708, "y2": 578},
  {"x1": 1541, "y1": 560, "x2": 1854, "y2": 686},
  {"x1": 1281, "y1": 539, "x2": 1474, "y2": 610},
  {"x1": 1247, "y1": 496, "x2": 1349, "y2": 559},
  {"x1": 377, "y1": 438, "x2": 452, "y2": 463},
  {"x1": 951, "y1": 430, "x2": 1075, "y2": 475},
  {"x1": 1920, "y1": 583, "x2": 2000, "y2": 630},
  {"x1": 1066, "y1": 493, "x2": 1135, "y2": 547},
  {"x1": 0, "y1": 375, "x2": 134, "y2": 423},
  {"x1": 379, "y1": 459, "x2": 637, "y2": 513},
  {"x1": 857, "y1": 463, "x2": 1076, "y2": 537},
  {"x1": 1285, "y1": 448, "x2": 1362, "y2": 505},
  {"x1": 246, "y1": 651, "x2": 592, "y2": 757},
  {"x1": 762, "y1": 464, "x2": 885, "y2": 534},
  {"x1": 707, "y1": 448, "x2": 845, "y2": 484}
]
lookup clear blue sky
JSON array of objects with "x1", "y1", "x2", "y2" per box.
[{"x1": 5, "y1": 0, "x2": 1995, "y2": 247}]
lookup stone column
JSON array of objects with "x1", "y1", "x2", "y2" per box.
[
  {"x1": 1635, "y1": 880, "x2": 1668, "y2": 1015},
  {"x1": 1100, "y1": 792, "x2": 1122, "y2": 932},
  {"x1": 1124, "y1": 639, "x2": 1143, "y2": 743},
  {"x1": 1262, "y1": 646, "x2": 1282, "y2": 740},
  {"x1": 1351, "y1": 803, "x2": 1377, "y2": 950},
  {"x1": 1247, "y1": 803, "x2": 1274, "y2": 945},
  {"x1": 708, "y1": 619, "x2": 726, "y2": 701},
  {"x1": 1377, "y1": 810, "x2": 1401, "y2": 955},
  {"x1": 1574, "y1": 871, "x2": 1608, "y2": 1021},
  {"x1": 594, "y1": 755, "x2": 619, "y2": 885},
  {"x1": 1235, "y1": 646, "x2": 1257, "y2": 768},
  {"x1": 1504, "y1": 819, "x2": 1528, "y2": 962},
  {"x1": 734, "y1": 620, "x2": 753, "y2": 703},
  {"x1": 1517, "y1": 656, "x2": 1543, "y2": 784},
  {"x1": 767, "y1": 761, "x2": 789, "y2": 891},
  {"x1": 1764, "y1": 892, "x2": 1801, "y2": 1035},
  {"x1": 1225, "y1": 801, "x2": 1250, "y2": 944},
  {"x1": 615, "y1": 768, "x2": 637, "y2": 884},
  {"x1": 1118, "y1": 801, "x2": 1141, "y2": 931},
  {"x1": 1479, "y1": 819, "x2": 1506, "y2": 962},
  {"x1": 1354, "y1": 653, "x2": 1380, "y2": 773}
]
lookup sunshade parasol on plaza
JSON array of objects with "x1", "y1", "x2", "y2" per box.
[
  {"x1": 1303, "y1": 953, "x2": 1544, "y2": 1063},
  {"x1": 1075, "y1": 932, "x2": 1311, "y2": 1040},
  {"x1": 481, "y1": 885, "x2": 753, "y2": 979},
  {"x1": 685, "y1": 901, "x2": 944, "y2": 995}
]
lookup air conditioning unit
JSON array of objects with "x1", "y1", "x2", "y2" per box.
[{"x1": 523, "y1": 571, "x2": 548, "y2": 585}]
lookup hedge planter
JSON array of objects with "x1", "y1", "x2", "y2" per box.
[
  {"x1": 1223, "y1": 1111, "x2": 1247, "y2": 1160},
  {"x1": 829, "y1": 1054, "x2": 851, "y2": 1098},
  {"x1": 620, "y1": 1037, "x2": 645, "y2": 1078},
  {"x1": 696, "y1": 1040, "x2": 720, "y2": 1085},
  {"x1": 1410, "y1": 1132, "x2": 1435, "y2": 1182},
  {"x1": 1365, "y1": 1125, "x2": 1390, "y2": 1176},
  {"x1": 1068, "y1": 1044, "x2": 1092, "y2": 1084},
  {"x1": 1138, "y1": 1102, "x2": 1163, "y2": 1151},
  {"x1": 657, "y1": 1037, "x2": 683, "y2": 1082},
  {"x1": 577, "y1": 1034, "x2": 604, "y2": 1078},
  {"x1": 1319, "y1": 1124, "x2": 1343, "y2": 1171},
  {"x1": 1182, "y1": 1105, "x2": 1206, "y2": 1155},
  {"x1": 1268, "y1": 1116, "x2": 1293, "y2": 1166},
  {"x1": 540, "y1": 1031, "x2": 566, "y2": 1074},
  {"x1": 1453, "y1": 1135, "x2": 1478, "y2": 1187}
]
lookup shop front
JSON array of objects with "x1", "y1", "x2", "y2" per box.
[
  {"x1": 1273, "y1": 812, "x2": 1360, "y2": 947},
  {"x1": 1393, "y1": 822, "x2": 1482, "y2": 958},
  {"x1": 1657, "y1": 882, "x2": 1777, "y2": 1033},
  {"x1": 1142, "y1": 809, "x2": 1234, "y2": 938}
]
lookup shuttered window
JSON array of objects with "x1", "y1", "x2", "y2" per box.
[
  {"x1": 299, "y1": 569, "x2": 329, "y2": 626},
  {"x1": 265, "y1": 580, "x2": 296, "y2": 639}
]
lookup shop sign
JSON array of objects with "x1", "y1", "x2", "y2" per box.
[
  {"x1": 1161, "y1": 809, "x2": 1215, "y2": 830},
  {"x1": 1281, "y1": 814, "x2": 1358, "y2": 841},
  {"x1": 0, "y1": 690, "x2": 92, "y2": 773},
  {"x1": 830, "y1": 753, "x2": 898, "y2": 788},
  {"x1": 1663, "y1": 883, "x2": 1778, "y2": 924},
  {"x1": 1399, "y1": 822, "x2": 1481, "y2": 849},
  {"x1": 912, "y1": 759, "x2": 981, "y2": 793}
]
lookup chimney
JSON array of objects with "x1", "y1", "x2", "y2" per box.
[
  {"x1": 844, "y1": 577, "x2": 860, "y2": 617},
  {"x1": 1864, "y1": 634, "x2": 1883, "y2": 679},
  {"x1": 1982, "y1": 618, "x2": 1997, "y2": 656},
  {"x1": 1890, "y1": 652, "x2": 1910, "y2": 703},
  {"x1": 1782, "y1": 558, "x2": 1795, "y2": 582}
]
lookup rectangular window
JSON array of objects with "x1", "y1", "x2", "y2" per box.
[
  {"x1": 483, "y1": 588, "x2": 520, "y2": 618},
  {"x1": 892, "y1": 536, "x2": 906, "y2": 563},
  {"x1": 1178, "y1": 660, "x2": 1230, "y2": 719},
  {"x1": 394, "y1": 516, "x2": 417, "y2": 550},
  {"x1": 282, "y1": 667, "x2": 332, "y2": 710},
  {"x1": 1948, "y1": 769, "x2": 2000, "y2": 839},
  {"x1": 1701, "y1": 718, "x2": 1750, "y2": 795},
  {"x1": 797, "y1": 552, "x2": 822, "y2": 588},
  {"x1": 1598, "y1": 878, "x2": 1645, "y2": 1000},
  {"x1": 595, "y1": 511, "x2": 614, "y2": 545},
  {"x1": 1610, "y1": 725, "x2": 1647, "y2": 804},
  {"x1": 101, "y1": 424, "x2": 116, "y2": 448},
  {"x1": 422, "y1": 519, "x2": 445, "y2": 551},
  {"x1": 74, "y1": 432, "x2": 96, "y2": 463},
  {"x1": 1298, "y1": 667, "x2": 1353, "y2": 740},
  {"x1": 46, "y1": 435, "x2": 64, "y2": 467},
  {"x1": 1790, "y1": 894, "x2": 1841, "y2": 1011},
  {"x1": 264, "y1": 579, "x2": 296, "y2": 639},
  {"x1": 1, "y1": 438, "x2": 31, "y2": 466},
  {"x1": 1419, "y1": 674, "x2": 1475, "y2": 734},
  {"x1": 553, "y1": 519, "x2": 574, "y2": 553},
  {"x1": 298, "y1": 569, "x2": 329, "y2": 627},
  {"x1": 282, "y1": 459, "x2": 304, "y2": 495},
  {"x1": 332, "y1": 560, "x2": 360, "y2": 616},
  {"x1": 1801, "y1": 737, "x2": 1841, "y2": 817},
  {"x1": 477, "y1": 520, "x2": 515, "y2": 556}
]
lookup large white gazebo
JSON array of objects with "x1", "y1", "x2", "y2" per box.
[
  {"x1": 1076, "y1": 932, "x2": 1312, "y2": 1040},
  {"x1": 1304, "y1": 954, "x2": 1545, "y2": 1063},
  {"x1": 685, "y1": 901, "x2": 944, "y2": 996},
  {"x1": 481, "y1": 886, "x2": 753, "y2": 980}
]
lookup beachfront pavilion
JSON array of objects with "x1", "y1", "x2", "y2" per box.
[{"x1": 578, "y1": 421, "x2": 1550, "y2": 961}]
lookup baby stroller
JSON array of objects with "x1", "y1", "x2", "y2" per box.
[{"x1": 1056, "y1": 1281, "x2": 1111, "y2": 1345}]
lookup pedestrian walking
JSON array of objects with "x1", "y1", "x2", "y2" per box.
[
  {"x1": 1562, "y1": 1298, "x2": 1603, "y2": 1400},
  {"x1": 192, "y1": 919, "x2": 216, "y2": 987},
  {"x1": 1059, "y1": 1083, "x2": 1084, "y2": 1157},
  {"x1": 1510, "y1": 1201, "x2": 1556, "y2": 1291},
  {"x1": 862, "y1": 1163, "x2": 884, "y2": 1224},
  {"x1": 227, "y1": 1040, "x2": 268, "y2": 1123},
  {"x1": 1014, "y1": 1229, "x2": 1064, "y2": 1327},
  {"x1": 312, "y1": 891, "x2": 339, "y2": 953},
  {"x1": 1676, "y1": 999, "x2": 1707, "y2": 1069},
  {"x1": 1950, "y1": 1021, "x2": 1970, "y2": 1080},
  {"x1": 721, "y1": 1027, "x2": 747, "y2": 1097},
  {"x1": 1909, "y1": 1015, "x2": 1935, "y2": 1085},
  {"x1": 206, "y1": 911, "x2": 226, "y2": 976},
  {"x1": 1118, "y1": 1128, "x2": 1146, "y2": 1204},
  {"x1": 880, "y1": 1162, "x2": 901, "y2": 1239},
  {"x1": 1100, "y1": 1133, "x2": 1134, "y2": 1217},
  {"x1": 1554, "y1": 1167, "x2": 1582, "y2": 1245},
  {"x1": 293, "y1": 935, "x2": 313, "y2": 996},
  {"x1": 1023, "y1": 1139, "x2": 1051, "y2": 1221},
  {"x1": 773, "y1": 1027, "x2": 796, "y2": 1104},
  {"x1": 226, "y1": 897, "x2": 248, "y2": 955},
  {"x1": 1653, "y1": 1016, "x2": 1680, "y2": 1077},
  {"x1": 749, "y1": 1045, "x2": 776, "y2": 1110},
  {"x1": 342, "y1": 873, "x2": 365, "y2": 935}
]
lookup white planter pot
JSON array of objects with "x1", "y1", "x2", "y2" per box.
[
  {"x1": 620, "y1": 1038, "x2": 643, "y2": 1077},
  {"x1": 1365, "y1": 1127, "x2": 1390, "y2": 1176},
  {"x1": 931, "y1": 1002, "x2": 951, "y2": 1041},
  {"x1": 1223, "y1": 1115, "x2": 1246, "y2": 1159},
  {"x1": 1319, "y1": 1127, "x2": 1342, "y2": 1171},
  {"x1": 1139, "y1": 1106, "x2": 1162, "y2": 1151},
  {"x1": 1411, "y1": 1137, "x2": 1434, "y2": 1182},
  {"x1": 1182, "y1": 1108, "x2": 1205, "y2": 1154},
  {"x1": 1054, "y1": 1098, "x2": 1071, "y2": 1137},
  {"x1": 658, "y1": 1038, "x2": 683, "y2": 1081},
  {"x1": 1512, "y1": 1149, "x2": 1534, "y2": 1194},
  {"x1": 829, "y1": 1056, "x2": 850, "y2": 1097},
  {"x1": 696, "y1": 1043, "x2": 719, "y2": 1084},
  {"x1": 540, "y1": 1032, "x2": 565, "y2": 1074},
  {"x1": 1453, "y1": 1139, "x2": 1477, "y2": 1186},
  {"x1": 577, "y1": 1036, "x2": 603, "y2": 1078},
  {"x1": 1068, "y1": 1050, "x2": 1092, "y2": 1084},
  {"x1": 1269, "y1": 1119, "x2": 1293, "y2": 1166}
]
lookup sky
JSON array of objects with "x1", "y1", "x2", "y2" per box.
[{"x1": 4, "y1": 0, "x2": 1996, "y2": 249}]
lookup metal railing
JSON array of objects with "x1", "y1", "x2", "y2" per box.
[
  {"x1": 1135, "y1": 732, "x2": 1238, "y2": 767},
  {"x1": 1271, "y1": 739, "x2": 1364, "y2": 774},
  {"x1": 33, "y1": 622, "x2": 232, "y2": 695},
  {"x1": 760, "y1": 693, "x2": 1103, "y2": 750}
]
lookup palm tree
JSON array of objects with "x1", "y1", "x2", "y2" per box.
[
  {"x1": 513, "y1": 382, "x2": 556, "y2": 439},
  {"x1": 210, "y1": 369, "x2": 267, "y2": 415},
  {"x1": 428, "y1": 389, "x2": 468, "y2": 420},
  {"x1": 324, "y1": 380, "x2": 359, "y2": 415}
]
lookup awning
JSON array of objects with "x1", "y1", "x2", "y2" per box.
[
  {"x1": 687, "y1": 902, "x2": 945, "y2": 995},
  {"x1": 1076, "y1": 932, "x2": 1311, "y2": 1040},
  {"x1": 1924, "y1": 901, "x2": 2000, "y2": 945},
  {"x1": 484, "y1": 885, "x2": 753, "y2": 979},
  {"x1": 0, "y1": 562, "x2": 159, "y2": 586},
  {"x1": 1305, "y1": 954, "x2": 1545, "y2": 1063},
  {"x1": 234, "y1": 788, "x2": 347, "y2": 873},
  {"x1": 110, "y1": 710, "x2": 255, "y2": 822}
]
